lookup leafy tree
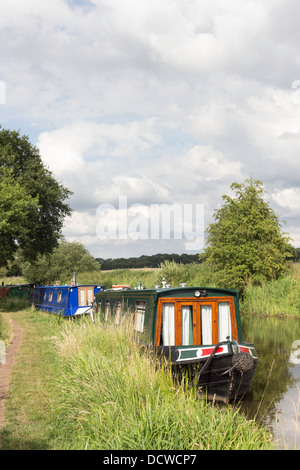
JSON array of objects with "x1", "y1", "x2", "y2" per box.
[
  {"x1": 200, "y1": 178, "x2": 295, "y2": 293},
  {"x1": 21, "y1": 240, "x2": 100, "y2": 284},
  {"x1": 0, "y1": 127, "x2": 72, "y2": 266},
  {"x1": 0, "y1": 168, "x2": 39, "y2": 265}
]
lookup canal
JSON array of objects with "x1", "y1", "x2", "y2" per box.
[{"x1": 239, "y1": 315, "x2": 300, "y2": 449}]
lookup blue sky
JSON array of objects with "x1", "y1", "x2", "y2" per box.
[{"x1": 1, "y1": 0, "x2": 300, "y2": 258}]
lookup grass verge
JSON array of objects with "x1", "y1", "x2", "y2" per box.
[
  {"x1": 0, "y1": 307, "x2": 62, "y2": 449},
  {"x1": 0, "y1": 313, "x2": 13, "y2": 348}
]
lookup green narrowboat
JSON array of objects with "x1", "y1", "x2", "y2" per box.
[
  {"x1": 9, "y1": 284, "x2": 32, "y2": 299},
  {"x1": 93, "y1": 282, "x2": 258, "y2": 403}
]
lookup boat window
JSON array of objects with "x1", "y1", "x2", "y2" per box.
[
  {"x1": 49, "y1": 291, "x2": 53, "y2": 302},
  {"x1": 162, "y1": 303, "x2": 175, "y2": 346},
  {"x1": 104, "y1": 300, "x2": 110, "y2": 321},
  {"x1": 181, "y1": 306, "x2": 193, "y2": 346},
  {"x1": 44, "y1": 292, "x2": 47, "y2": 300},
  {"x1": 115, "y1": 301, "x2": 121, "y2": 325},
  {"x1": 201, "y1": 305, "x2": 212, "y2": 345},
  {"x1": 218, "y1": 301, "x2": 232, "y2": 341},
  {"x1": 57, "y1": 291, "x2": 62, "y2": 303},
  {"x1": 79, "y1": 289, "x2": 85, "y2": 306},
  {"x1": 87, "y1": 288, "x2": 93, "y2": 305},
  {"x1": 135, "y1": 301, "x2": 146, "y2": 333}
]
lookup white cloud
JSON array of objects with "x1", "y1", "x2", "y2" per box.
[
  {"x1": 286, "y1": 227, "x2": 300, "y2": 247},
  {"x1": 272, "y1": 188, "x2": 300, "y2": 212}
]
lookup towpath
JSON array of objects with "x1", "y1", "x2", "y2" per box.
[{"x1": 0, "y1": 320, "x2": 23, "y2": 427}]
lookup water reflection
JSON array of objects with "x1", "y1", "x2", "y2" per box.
[{"x1": 240, "y1": 315, "x2": 300, "y2": 449}]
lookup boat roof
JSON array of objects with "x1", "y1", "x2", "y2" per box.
[
  {"x1": 99, "y1": 285, "x2": 238, "y2": 296},
  {"x1": 34, "y1": 284, "x2": 102, "y2": 289}
]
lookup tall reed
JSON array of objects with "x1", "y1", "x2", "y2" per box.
[
  {"x1": 49, "y1": 316, "x2": 274, "y2": 450},
  {"x1": 241, "y1": 270, "x2": 300, "y2": 317}
]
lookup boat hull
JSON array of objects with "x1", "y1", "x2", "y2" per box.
[
  {"x1": 157, "y1": 343, "x2": 258, "y2": 403},
  {"x1": 196, "y1": 354, "x2": 257, "y2": 403}
]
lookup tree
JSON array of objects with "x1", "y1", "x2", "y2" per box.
[
  {"x1": 200, "y1": 178, "x2": 295, "y2": 293},
  {"x1": 21, "y1": 240, "x2": 100, "y2": 284},
  {"x1": 0, "y1": 168, "x2": 38, "y2": 265},
  {"x1": 0, "y1": 127, "x2": 72, "y2": 266}
]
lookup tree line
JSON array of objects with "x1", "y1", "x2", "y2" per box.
[{"x1": 95, "y1": 253, "x2": 200, "y2": 270}]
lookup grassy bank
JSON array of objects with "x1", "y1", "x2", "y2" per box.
[
  {"x1": 0, "y1": 307, "x2": 275, "y2": 450},
  {"x1": 240, "y1": 263, "x2": 300, "y2": 317},
  {"x1": 76, "y1": 260, "x2": 216, "y2": 290}
]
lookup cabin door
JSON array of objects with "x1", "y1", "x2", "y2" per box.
[
  {"x1": 78, "y1": 287, "x2": 94, "y2": 306},
  {"x1": 176, "y1": 302, "x2": 194, "y2": 346},
  {"x1": 155, "y1": 298, "x2": 237, "y2": 347},
  {"x1": 176, "y1": 301, "x2": 219, "y2": 346}
]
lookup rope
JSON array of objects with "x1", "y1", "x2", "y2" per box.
[
  {"x1": 197, "y1": 340, "x2": 231, "y2": 380},
  {"x1": 221, "y1": 351, "x2": 255, "y2": 375},
  {"x1": 197, "y1": 343, "x2": 255, "y2": 381}
]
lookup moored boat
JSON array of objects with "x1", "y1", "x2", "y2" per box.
[
  {"x1": 30, "y1": 284, "x2": 104, "y2": 317},
  {"x1": 93, "y1": 283, "x2": 258, "y2": 403}
]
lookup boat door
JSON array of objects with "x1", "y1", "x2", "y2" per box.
[
  {"x1": 155, "y1": 297, "x2": 238, "y2": 347},
  {"x1": 78, "y1": 286, "x2": 94, "y2": 306}
]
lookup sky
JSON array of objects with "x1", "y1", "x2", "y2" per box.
[{"x1": 1, "y1": 0, "x2": 300, "y2": 259}]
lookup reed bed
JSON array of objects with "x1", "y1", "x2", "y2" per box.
[{"x1": 241, "y1": 264, "x2": 300, "y2": 317}]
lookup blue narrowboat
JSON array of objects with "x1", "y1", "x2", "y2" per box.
[{"x1": 30, "y1": 284, "x2": 103, "y2": 317}]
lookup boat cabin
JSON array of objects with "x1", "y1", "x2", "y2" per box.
[
  {"x1": 94, "y1": 285, "x2": 245, "y2": 349},
  {"x1": 30, "y1": 284, "x2": 104, "y2": 316},
  {"x1": 9, "y1": 284, "x2": 32, "y2": 299}
]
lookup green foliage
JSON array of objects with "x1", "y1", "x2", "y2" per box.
[
  {"x1": 76, "y1": 260, "x2": 215, "y2": 290},
  {"x1": 21, "y1": 240, "x2": 100, "y2": 284},
  {"x1": 200, "y1": 178, "x2": 295, "y2": 293},
  {"x1": 0, "y1": 168, "x2": 38, "y2": 266},
  {"x1": 158, "y1": 260, "x2": 215, "y2": 287},
  {"x1": 241, "y1": 263, "x2": 300, "y2": 317},
  {"x1": 0, "y1": 127, "x2": 72, "y2": 266}
]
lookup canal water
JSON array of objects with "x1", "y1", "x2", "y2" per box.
[{"x1": 239, "y1": 315, "x2": 300, "y2": 449}]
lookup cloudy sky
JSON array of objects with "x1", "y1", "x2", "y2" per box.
[{"x1": 1, "y1": 0, "x2": 300, "y2": 258}]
